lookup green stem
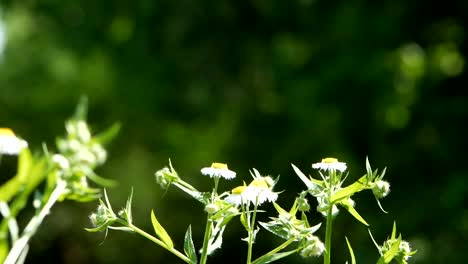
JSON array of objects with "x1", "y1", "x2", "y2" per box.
[
  {"x1": 128, "y1": 222, "x2": 191, "y2": 263},
  {"x1": 200, "y1": 214, "x2": 213, "y2": 264},
  {"x1": 4, "y1": 180, "x2": 67, "y2": 264},
  {"x1": 324, "y1": 206, "x2": 333, "y2": 264},
  {"x1": 247, "y1": 198, "x2": 259, "y2": 264}
]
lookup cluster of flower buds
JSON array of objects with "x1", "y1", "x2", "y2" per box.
[{"x1": 52, "y1": 118, "x2": 113, "y2": 201}]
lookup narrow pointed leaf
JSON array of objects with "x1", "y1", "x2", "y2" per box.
[
  {"x1": 183, "y1": 225, "x2": 197, "y2": 264},
  {"x1": 345, "y1": 237, "x2": 356, "y2": 264},
  {"x1": 330, "y1": 176, "x2": 367, "y2": 204},
  {"x1": 252, "y1": 249, "x2": 298, "y2": 264},
  {"x1": 94, "y1": 123, "x2": 121, "y2": 145},
  {"x1": 124, "y1": 188, "x2": 133, "y2": 223},
  {"x1": 291, "y1": 164, "x2": 322, "y2": 189},
  {"x1": 272, "y1": 202, "x2": 288, "y2": 216},
  {"x1": 340, "y1": 199, "x2": 369, "y2": 226},
  {"x1": 382, "y1": 235, "x2": 402, "y2": 263},
  {"x1": 151, "y1": 210, "x2": 174, "y2": 248}
]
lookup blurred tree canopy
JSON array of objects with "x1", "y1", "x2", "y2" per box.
[{"x1": 0, "y1": 0, "x2": 467, "y2": 263}]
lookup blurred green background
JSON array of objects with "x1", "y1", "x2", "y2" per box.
[{"x1": 1, "y1": 0, "x2": 467, "y2": 263}]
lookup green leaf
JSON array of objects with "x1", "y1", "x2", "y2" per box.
[
  {"x1": 124, "y1": 188, "x2": 134, "y2": 223},
  {"x1": 74, "y1": 96, "x2": 88, "y2": 120},
  {"x1": 94, "y1": 122, "x2": 121, "y2": 145},
  {"x1": 240, "y1": 212, "x2": 249, "y2": 231},
  {"x1": 0, "y1": 238, "x2": 8, "y2": 263},
  {"x1": 345, "y1": 237, "x2": 356, "y2": 264},
  {"x1": 391, "y1": 222, "x2": 397, "y2": 240},
  {"x1": 183, "y1": 225, "x2": 197, "y2": 264},
  {"x1": 291, "y1": 164, "x2": 322, "y2": 190},
  {"x1": 330, "y1": 175, "x2": 367, "y2": 204},
  {"x1": 86, "y1": 171, "x2": 117, "y2": 187},
  {"x1": 252, "y1": 249, "x2": 298, "y2": 264},
  {"x1": 381, "y1": 235, "x2": 402, "y2": 264},
  {"x1": 0, "y1": 149, "x2": 33, "y2": 201},
  {"x1": 272, "y1": 202, "x2": 288, "y2": 216},
  {"x1": 151, "y1": 210, "x2": 174, "y2": 248},
  {"x1": 340, "y1": 199, "x2": 369, "y2": 226}
]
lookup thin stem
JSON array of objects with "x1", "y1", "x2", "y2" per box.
[
  {"x1": 128, "y1": 222, "x2": 191, "y2": 263},
  {"x1": 4, "y1": 180, "x2": 67, "y2": 264},
  {"x1": 324, "y1": 207, "x2": 333, "y2": 264},
  {"x1": 247, "y1": 198, "x2": 259, "y2": 264},
  {"x1": 200, "y1": 214, "x2": 213, "y2": 264}
]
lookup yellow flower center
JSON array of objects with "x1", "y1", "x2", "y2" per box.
[
  {"x1": 232, "y1": 185, "x2": 247, "y2": 194},
  {"x1": 249, "y1": 178, "x2": 270, "y2": 189},
  {"x1": 322, "y1": 157, "x2": 338, "y2": 163},
  {"x1": 211, "y1": 162, "x2": 228, "y2": 169},
  {"x1": 0, "y1": 128, "x2": 15, "y2": 137}
]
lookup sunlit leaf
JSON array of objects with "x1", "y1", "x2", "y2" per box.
[
  {"x1": 183, "y1": 225, "x2": 197, "y2": 264},
  {"x1": 345, "y1": 237, "x2": 356, "y2": 264},
  {"x1": 251, "y1": 249, "x2": 298, "y2": 264},
  {"x1": 340, "y1": 199, "x2": 369, "y2": 226},
  {"x1": 151, "y1": 210, "x2": 173, "y2": 248},
  {"x1": 330, "y1": 176, "x2": 367, "y2": 204}
]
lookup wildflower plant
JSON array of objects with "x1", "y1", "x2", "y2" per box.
[
  {"x1": 0, "y1": 98, "x2": 119, "y2": 264},
  {"x1": 88, "y1": 156, "x2": 416, "y2": 263}
]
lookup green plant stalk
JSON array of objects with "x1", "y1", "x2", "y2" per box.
[
  {"x1": 247, "y1": 198, "x2": 259, "y2": 264},
  {"x1": 4, "y1": 179, "x2": 67, "y2": 264},
  {"x1": 125, "y1": 221, "x2": 191, "y2": 263},
  {"x1": 200, "y1": 215, "x2": 213, "y2": 264},
  {"x1": 324, "y1": 206, "x2": 333, "y2": 264},
  {"x1": 200, "y1": 177, "x2": 221, "y2": 264}
]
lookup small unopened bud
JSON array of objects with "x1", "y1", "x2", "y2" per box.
[
  {"x1": 204, "y1": 204, "x2": 219, "y2": 214},
  {"x1": 76, "y1": 121, "x2": 91, "y2": 142},
  {"x1": 89, "y1": 204, "x2": 116, "y2": 228},
  {"x1": 52, "y1": 154, "x2": 70, "y2": 170},
  {"x1": 372, "y1": 180, "x2": 390, "y2": 198},
  {"x1": 155, "y1": 167, "x2": 179, "y2": 189},
  {"x1": 300, "y1": 236, "x2": 325, "y2": 257},
  {"x1": 297, "y1": 197, "x2": 310, "y2": 212}
]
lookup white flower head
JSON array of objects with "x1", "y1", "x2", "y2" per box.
[
  {"x1": 312, "y1": 157, "x2": 347, "y2": 172},
  {"x1": 0, "y1": 128, "x2": 28, "y2": 155},
  {"x1": 52, "y1": 154, "x2": 70, "y2": 170},
  {"x1": 201, "y1": 162, "x2": 236, "y2": 179},
  {"x1": 225, "y1": 168, "x2": 278, "y2": 206}
]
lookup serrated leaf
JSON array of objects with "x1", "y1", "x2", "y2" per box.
[
  {"x1": 330, "y1": 176, "x2": 367, "y2": 204},
  {"x1": 345, "y1": 237, "x2": 356, "y2": 264},
  {"x1": 151, "y1": 210, "x2": 173, "y2": 248},
  {"x1": 341, "y1": 199, "x2": 369, "y2": 226},
  {"x1": 184, "y1": 225, "x2": 197, "y2": 264}
]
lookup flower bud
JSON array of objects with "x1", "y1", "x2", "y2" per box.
[
  {"x1": 205, "y1": 203, "x2": 219, "y2": 214},
  {"x1": 155, "y1": 167, "x2": 179, "y2": 189},
  {"x1": 300, "y1": 235, "x2": 325, "y2": 257},
  {"x1": 297, "y1": 196, "x2": 310, "y2": 212},
  {"x1": 372, "y1": 180, "x2": 390, "y2": 198},
  {"x1": 89, "y1": 204, "x2": 116, "y2": 229}
]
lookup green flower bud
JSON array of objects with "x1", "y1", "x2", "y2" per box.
[
  {"x1": 372, "y1": 180, "x2": 390, "y2": 198},
  {"x1": 300, "y1": 235, "x2": 325, "y2": 258}
]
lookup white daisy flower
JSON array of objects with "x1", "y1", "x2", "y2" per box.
[
  {"x1": 0, "y1": 128, "x2": 28, "y2": 155},
  {"x1": 201, "y1": 162, "x2": 236, "y2": 179},
  {"x1": 225, "y1": 169, "x2": 278, "y2": 206},
  {"x1": 312, "y1": 157, "x2": 347, "y2": 172},
  {"x1": 225, "y1": 185, "x2": 248, "y2": 205}
]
